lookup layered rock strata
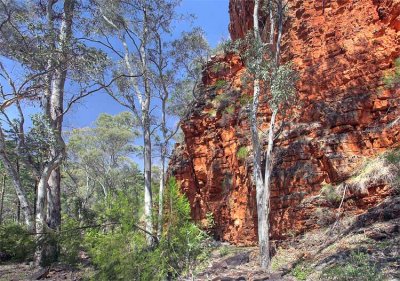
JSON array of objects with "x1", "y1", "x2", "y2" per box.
[{"x1": 169, "y1": 0, "x2": 400, "y2": 245}]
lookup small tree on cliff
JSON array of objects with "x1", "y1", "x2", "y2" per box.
[{"x1": 238, "y1": 0, "x2": 297, "y2": 269}]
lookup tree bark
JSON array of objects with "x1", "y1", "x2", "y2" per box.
[
  {"x1": 46, "y1": 0, "x2": 74, "y2": 233},
  {"x1": 47, "y1": 167, "x2": 61, "y2": 230},
  {"x1": 157, "y1": 151, "x2": 165, "y2": 239},
  {"x1": 0, "y1": 175, "x2": 5, "y2": 225},
  {"x1": 252, "y1": 0, "x2": 271, "y2": 270},
  {"x1": 0, "y1": 129, "x2": 34, "y2": 231},
  {"x1": 143, "y1": 114, "x2": 154, "y2": 245}
]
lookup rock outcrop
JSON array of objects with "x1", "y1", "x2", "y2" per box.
[{"x1": 169, "y1": 0, "x2": 400, "y2": 245}]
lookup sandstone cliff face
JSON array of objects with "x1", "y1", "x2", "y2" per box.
[{"x1": 169, "y1": 0, "x2": 400, "y2": 245}]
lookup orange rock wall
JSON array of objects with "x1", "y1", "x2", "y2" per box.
[{"x1": 169, "y1": 0, "x2": 400, "y2": 245}]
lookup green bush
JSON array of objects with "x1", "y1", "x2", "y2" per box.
[
  {"x1": 237, "y1": 146, "x2": 249, "y2": 160},
  {"x1": 321, "y1": 184, "x2": 341, "y2": 204},
  {"x1": 84, "y1": 178, "x2": 208, "y2": 280},
  {"x1": 385, "y1": 149, "x2": 400, "y2": 165},
  {"x1": 224, "y1": 105, "x2": 235, "y2": 115},
  {"x1": 291, "y1": 262, "x2": 312, "y2": 280},
  {"x1": 382, "y1": 57, "x2": 400, "y2": 89},
  {"x1": 214, "y1": 79, "x2": 228, "y2": 89},
  {"x1": 239, "y1": 94, "x2": 253, "y2": 106},
  {"x1": 58, "y1": 216, "x2": 81, "y2": 265},
  {"x1": 321, "y1": 251, "x2": 383, "y2": 281},
  {"x1": 0, "y1": 223, "x2": 35, "y2": 262}
]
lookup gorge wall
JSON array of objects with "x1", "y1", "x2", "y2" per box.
[{"x1": 169, "y1": 0, "x2": 400, "y2": 245}]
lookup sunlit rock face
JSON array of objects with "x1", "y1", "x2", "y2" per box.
[{"x1": 169, "y1": 0, "x2": 400, "y2": 245}]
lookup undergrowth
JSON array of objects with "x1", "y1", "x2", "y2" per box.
[{"x1": 321, "y1": 250, "x2": 384, "y2": 281}]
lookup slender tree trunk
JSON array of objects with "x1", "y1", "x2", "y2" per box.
[
  {"x1": 157, "y1": 95, "x2": 168, "y2": 239},
  {"x1": 143, "y1": 115, "x2": 153, "y2": 245},
  {"x1": 47, "y1": 167, "x2": 61, "y2": 230},
  {"x1": 252, "y1": 0, "x2": 271, "y2": 270},
  {"x1": 35, "y1": 174, "x2": 50, "y2": 266},
  {"x1": 16, "y1": 198, "x2": 20, "y2": 223},
  {"x1": 157, "y1": 152, "x2": 165, "y2": 239},
  {"x1": 275, "y1": 1, "x2": 284, "y2": 65},
  {"x1": 0, "y1": 175, "x2": 5, "y2": 225},
  {"x1": 0, "y1": 129, "x2": 34, "y2": 231},
  {"x1": 269, "y1": 0, "x2": 275, "y2": 45}
]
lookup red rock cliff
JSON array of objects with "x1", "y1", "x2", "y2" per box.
[{"x1": 169, "y1": 0, "x2": 400, "y2": 245}]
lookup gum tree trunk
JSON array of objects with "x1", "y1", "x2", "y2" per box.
[
  {"x1": 251, "y1": 0, "x2": 270, "y2": 270},
  {"x1": 0, "y1": 129, "x2": 34, "y2": 231},
  {"x1": 0, "y1": 175, "x2": 6, "y2": 225}
]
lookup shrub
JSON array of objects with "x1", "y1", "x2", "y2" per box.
[
  {"x1": 214, "y1": 79, "x2": 228, "y2": 89},
  {"x1": 382, "y1": 57, "x2": 400, "y2": 89},
  {"x1": 0, "y1": 223, "x2": 35, "y2": 262},
  {"x1": 224, "y1": 105, "x2": 235, "y2": 115},
  {"x1": 321, "y1": 250, "x2": 383, "y2": 281},
  {"x1": 385, "y1": 149, "x2": 400, "y2": 165},
  {"x1": 320, "y1": 184, "x2": 341, "y2": 204},
  {"x1": 349, "y1": 150, "x2": 400, "y2": 192},
  {"x1": 58, "y1": 216, "x2": 81, "y2": 265},
  {"x1": 219, "y1": 246, "x2": 230, "y2": 257},
  {"x1": 207, "y1": 109, "x2": 217, "y2": 117},
  {"x1": 237, "y1": 146, "x2": 249, "y2": 160},
  {"x1": 239, "y1": 94, "x2": 253, "y2": 106},
  {"x1": 84, "y1": 178, "x2": 208, "y2": 280},
  {"x1": 291, "y1": 262, "x2": 312, "y2": 281},
  {"x1": 205, "y1": 212, "x2": 215, "y2": 229},
  {"x1": 314, "y1": 207, "x2": 336, "y2": 227},
  {"x1": 211, "y1": 62, "x2": 226, "y2": 73},
  {"x1": 211, "y1": 39, "x2": 234, "y2": 56}
]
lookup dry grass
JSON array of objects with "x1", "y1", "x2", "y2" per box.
[{"x1": 347, "y1": 150, "x2": 400, "y2": 193}]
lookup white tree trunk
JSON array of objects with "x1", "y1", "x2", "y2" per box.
[
  {"x1": 0, "y1": 175, "x2": 5, "y2": 225},
  {"x1": 143, "y1": 115, "x2": 154, "y2": 245},
  {"x1": 252, "y1": 0, "x2": 271, "y2": 270},
  {"x1": 157, "y1": 153, "x2": 165, "y2": 239},
  {"x1": 0, "y1": 129, "x2": 34, "y2": 231}
]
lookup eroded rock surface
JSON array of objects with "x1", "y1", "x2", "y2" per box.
[{"x1": 169, "y1": 0, "x2": 400, "y2": 245}]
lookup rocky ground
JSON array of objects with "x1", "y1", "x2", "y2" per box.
[
  {"x1": 189, "y1": 195, "x2": 400, "y2": 281},
  {"x1": 0, "y1": 252, "x2": 94, "y2": 281}
]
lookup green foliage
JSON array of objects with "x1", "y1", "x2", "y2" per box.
[
  {"x1": 291, "y1": 262, "x2": 312, "y2": 281},
  {"x1": 382, "y1": 57, "x2": 400, "y2": 89},
  {"x1": 64, "y1": 112, "x2": 143, "y2": 224},
  {"x1": 237, "y1": 146, "x2": 249, "y2": 160},
  {"x1": 320, "y1": 184, "x2": 341, "y2": 204},
  {"x1": 385, "y1": 149, "x2": 400, "y2": 165},
  {"x1": 214, "y1": 79, "x2": 228, "y2": 89},
  {"x1": 239, "y1": 94, "x2": 253, "y2": 106},
  {"x1": 219, "y1": 246, "x2": 230, "y2": 257},
  {"x1": 0, "y1": 223, "x2": 35, "y2": 262},
  {"x1": 58, "y1": 216, "x2": 81, "y2": 265},
  {"x1": 384, "y1": 149, "x2": 400, "y2": 191},
  {"x1": 213, "y1": 92, "x2": 233, "y2": 112},
  {"x1": 84, "y1": 178, "x2": 208, "y2": 280},
  {"x1": 235, "y1": 32, "x2": 298, "y2": 111},
  {"x1": 270, "y1": 63, "x2": 299, "y2": 110},
  {"x1": 321, "y1": 251, "x2": 383, "y2": 281},
  {"x1": 224, "y1": 105, "x2": 235, "y2": 115},
  {"x1": 212, "y1": 38, "x2": 234, "y2": 56},
  {"x1": 207, "y1": 109, "x2": 217, "y2": 117},
  {"x1": 205, "y1": 212, "x2": 215, "y2": 229},
  {"x1": 211, "y1": 62, "x2": 226, "y2": 73}
]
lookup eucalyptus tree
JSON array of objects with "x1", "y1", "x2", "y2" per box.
[
  {"x1": 0, "y1": 0, "x2": 109, "y2": 265},
  {"x1": 87, "y1": 0, "x2": 208, "y2": 244},
  {"x1": 238, "y1": 0, "x2": 297, "y2": 269},
  {"x1": 153, "y1": 28, "x2": 210, "y2": 238},
  {"x1": 64, "y1": 112, "x2": 142, "y2": 223}
]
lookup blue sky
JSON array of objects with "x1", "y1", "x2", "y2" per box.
[{"x1": 64, "y1": 0, "x2": 230, "y2": 130}]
